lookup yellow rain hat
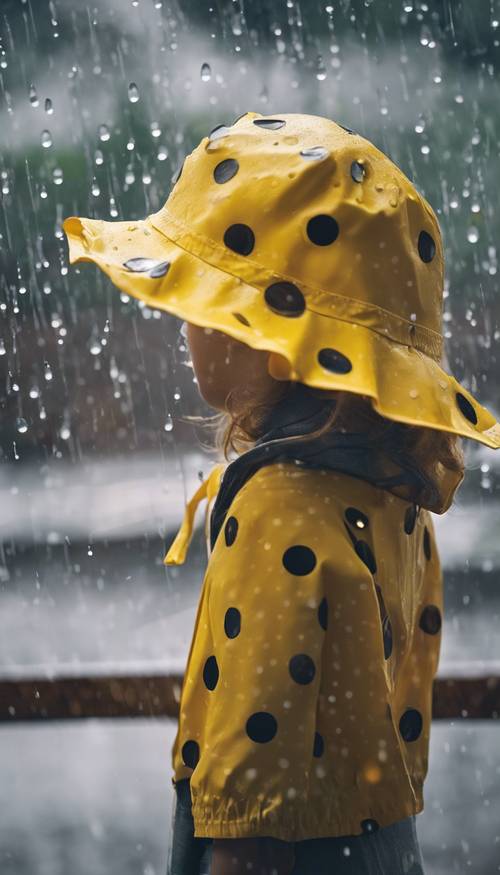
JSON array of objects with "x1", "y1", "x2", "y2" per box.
[{"x1": 63, "y1": 111, "x2": 500, "y2": 449}]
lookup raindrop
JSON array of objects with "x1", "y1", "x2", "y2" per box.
[
  {"x1": 201, "y1": 62, "x2": 211, "y2": 81},
  {"x1": 128, "y1": 82, "x2": 140, "y2": 103},
  {"x1": 0, "y1": 340, "x2": 6, "y2": 355},
  {"x1": 467, "y1": 227, "x2": 479, "y2": 244},
  {"x1": 53, "y1": 167, "x2": 63, "y2": 185},
  {"x1": 40, "y1": 184, "x2": 48, "y2": 200},
  {"x1": 45, "y1": 97, "x2": 53, "y2": 114},
  {"x1": 95, "y1": 149, "x2": 104, "y2": 165},
  {"x1": 60, "y1": 425, "x2": 71, "y2": 440},
  {"x1": 164, "y1": 414, "x2": 174, "y2": 432},
  {"x1": 29, "y1": 84, "x2": 39, "y2": 107},
  {"x1": 99, "y1": 124, "x2": 110, "y2": 142},
  {"x1": 157, "y1": 145, "x2": 168, "y2": 161},
  {"x1": 127, "y1": 138, "x2": 135, "y2": 151},
  {"x1": 29, "y1": 387, "x2": 39, "y2": 399},
  {"x1": 41, "y1": 130, "x2": 52, "y2": 148},
  {"x1": 91, "y1": 178, "x2": 100, "y2": 197},
  {"x1": 90, "y1": 341, "x2": 102, "y2": 356},
  {"x1": 16, "y1": 418, "x2": 28, "y2": 434},
  {"x1": 151, "y1": 121, "x2": 161, "y2": 138},
  {"x1": 125, "y1": 167, "x2": 135, "y2": 185},
  {"x1": 44, "y1": 363, "x2": 53, "y2": 381},
  {"x1": 316, "y1": 55, "x2": 327, "y2": 81},
  {"x1": 109, "y1": 196, "x2": 118, "y2": 217}
]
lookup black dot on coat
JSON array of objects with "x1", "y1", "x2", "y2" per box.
[
  {"x1": 246, "y1": 711, "x2": 278, "y2": 743},
  {"x1": 386, "y1": 703, "x2": 392, "y2": 721},
  {"x1": 213, "y1": 158, "x2": 239, "y2": 184},
  {"x1": 355, "y1": 540, "x2": 377, "y2": 574},
  {"x1": 223, "y1": 224, "x2": 255, "y2": 256},
  {"x1": 264, "y1": 281, "x2": 305, "y2": 317},
  {"x1": 456, "y1": 392, "x2": 478, "y2": 425},
  {"x1": 399, "y1": 708, "x2": 423, "y2": 742},
  {"x1": 417, "y1": 230, "x2": 436, "y2": 263},
  {"x1": 313, "y1": 732, "x2": 324, "y2": 757},
  {"x1": 317, "y1": 348, "x2": 352, "y2": 374},
  {"x1": 282, "y1": 544, "x2": 317, "y2": 576},
  {"x1": 383, "y1": 616, "x2": 393, "y2": 660},
  {"x1": 123, "y1": 257, "x2": 158, "y2": 273},
  {"x1": 149, "y1": 261, "x2": 170, "y2": 278},
  {"x1": 306, "y1": 215, "x2": 339, "y2": 246},
  {"x1": 224, "y1": 607, "x2": 241, "y2": 638},
  {"x1": 419, "y1": 604, "x2": 442, "y2": 635},
  {"x1": 232, "y1": 112, "x2": 248, "y2": 124},
  {"x1": 203, "y1": 655, "x2": 219, "y2": 691},
  {"x1": 318, "y1": 596, "x2": 328, "y2": 631},
  {"x1": 345, "y1": 507, "x2": 369, "y2": 530},
  {"x1": 181, "y1": 739, "x2": 200, "y2": 769},
  {"x1": 253, "y1": 118, "x2": 286, "y2": 130},
  {"x1": 208, "y1": 123, "x2": 231, "y2": 141},
  {"x1": 351, "y1": 161, "x2": 365, "y2": 183},
  {"x1": 171, "y1": 160, "x2": 184, "y2": 185},
  {"x1": 224, "y1": 516, "x2": 238, "y2": 546},
  {"x1": 360, "y1": 819, "x2": 380, "y2": 834},
  {"x1": 404, "y1": 504, "x2": 418, "y2": 535},
  {"x1": 338, "y1": 123, "x2": 355, "y2": 135},
  {"x1": 423, "y1": 526, "x2": 432, "y2": 561},
  {"x1": 289, "y1": 653, "x2": 316, "y2": 685}
]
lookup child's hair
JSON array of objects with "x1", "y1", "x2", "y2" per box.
[{"x1": 181, "y1": 378, "x2": 466, "y2": 491}]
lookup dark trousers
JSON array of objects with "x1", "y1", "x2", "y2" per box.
[{"x1": 167, "y1": 778, "x2": 426, "y2": 875}]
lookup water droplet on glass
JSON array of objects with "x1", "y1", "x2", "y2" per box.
[
  {"x1": 41, "y1": 130, "x2": 52, "y2": 148},
  {"x1": 45, "y1": 97, "x2": 53, "y2": 114},
  {"x1": 52, "y1": 167, "x2": 63, "y2": 185},
  {"x1": 16, "y1": 418, "x2": 28, "y2": 434},
  {"x1": 29, "y1": 84, "x2": 39, "y2": 107},
  {"x1": 467, "y1": 227, "x2": 479, "y2": 244},
  {"x1": 99, "y1": 124, "x2": 110, "y2": 142},
  {"x1": 128, "y1": 82, "x2": 140, "y2": 103},
  {"x1": 201, "y1": 62, "x2": 211, "y2": 81},
  {"x1": 164, "y1": 414, "x2": 174, "y2": 432}
]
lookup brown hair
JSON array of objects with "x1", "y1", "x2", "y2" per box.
[{"x1": 180, "y1": 378, "x2": 465, "y2": 491}]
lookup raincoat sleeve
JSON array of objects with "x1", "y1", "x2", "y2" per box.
[{"x1": 188, "y1": 466, "x2": 331, "y2": 840}]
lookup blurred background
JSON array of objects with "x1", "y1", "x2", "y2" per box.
[{"x1": 1, "y1": 0, "x2": 500, "y2": 873}]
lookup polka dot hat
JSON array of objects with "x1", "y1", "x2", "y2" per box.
[{"x1": 63, "y1": 111, "x2": 500, "y2": 449}]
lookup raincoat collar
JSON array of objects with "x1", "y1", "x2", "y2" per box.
[{"x1": 208, "y1": 384, "x2": 463, "y2": 552}]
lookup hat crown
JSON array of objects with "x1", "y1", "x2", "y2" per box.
[{"x1": 165, "y1": 112, "x2": 444, "y2": 350}]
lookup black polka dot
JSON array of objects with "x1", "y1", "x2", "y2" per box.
[
  {"x1": 289, "y1": 653, "x2": 316, "y2": 685},
  {"x1": 313, "y1": 732, "x2": 324, "y2": 757},
  {"x1": 181, "y1": 739, "x2": 199, "y2": 769},
  {"x1": 282, "y1": 545, "x2": 317, "y2": 576},
  {"x1": 375, "y1": 584, "x2": 393, "y2": 660},
  {"x1": 351, "y1": 161, "x2": 365, "y2": 183},
  {"x1": 318, "y1": 596, "x2": 328, "y2": 631},
  {"x1": 404, "y1": 504, "x2": 418, "y2": 535},
  {"x1": 246, "y1": 711, "x2": 278, "y2": 743},
  {"x1": 203, "y1": 655, "x2": 219, "y2": 691},
  {"x1": 360, "y1": 819, "x2": 380, "y2": 834},
  {"x1": 149, "y1": 261, "x2": 170, "y2": 278},
  {"x1": 208, "y1": 123, "x2": 231, "y2": 141},
  {"x1": 338, "y1": 123, "x2": 355, "y2": 134},
  {"x1": 223, "y1": 224, "x2": 255, "y2": 256},
  {"x1": 213, "y1": 158, "x2": 239, "y2": 184},
  {"x1": 399, "y1": 708, "x2": 423, "y2": 742},
  {"x1": 417, "y1": 230, "x2": 436, "y2": 263},
  {"x1": 306, "y1": 215, "x2": 339, "y2": 246},
  {"x1": 232, "y1": 112, "x2": 248, "y2": 124},
  {"x1": 300, "y1": 146, "x2": 329, "y2": 161},
  {"x1": 264, "y1": 281, "x2": 305, "y2": 317},
  {"x1": 419, "y1": 604, "x2": 441, "y2": 635},
  {"x1": 123, "y1": 257, "x2": 159, "y2": 273},
  {"x1": 355, "y1": 541, "x2": 377, "y2": 574},
  {"x1": 386, "y1": 703, "x2": 392, "y2": 721},
  {"x1": 224, "y1": 516, "x2": 238, "y2": 546},
  {"x1": 317, "y1": 348, "x2": 352, "y2": 374},
  {"x1": 423, "y1": 527, "x2": 432, "y2": 561},
  {"x1": 232, "y1": 312, "x2": 251, "y2": 326},
  {"x1": 171, "y1": 160, "x2": 184, "y2": 184},
  {"x1": 456, "y1": 392, "x2": 477, "y2": 425},
  {"x1": 253, "y1": 118, "x2": 286, "y2": 130},
  {"x1": 224, "y1": 607, "x2": 241, "y2": 638},
  {"x1": 345, "y1": 507, "x2": 369, "y2": 530}
]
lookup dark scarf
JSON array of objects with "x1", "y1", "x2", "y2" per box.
[{"x1": 209, "y1": 383, "x2": 444, "y2": 552}]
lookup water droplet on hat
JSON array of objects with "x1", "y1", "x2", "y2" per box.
[
  {"x1": 41, "y1": 130, "x2": 52, "y2": 148},
  {"x1": 300, "y1": 146, "x2": 329, "y2": 161},
  {"x1": 200, "y1": 62, "x2": 211, "y2": 81},
  {"x1": 99, "y1": 124, "x2": 110, "y2": 142},
  {"x1": 128, "y1": 82, "x2": 140, "y2": 103}
]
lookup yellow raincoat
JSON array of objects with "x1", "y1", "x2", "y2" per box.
[{"x1": 165, "y1": 458, "x2": 444, "y2": 841}]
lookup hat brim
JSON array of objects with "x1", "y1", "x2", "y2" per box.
[{"x1": 63, "y1": 214, "x2": 500, "y2": 450}]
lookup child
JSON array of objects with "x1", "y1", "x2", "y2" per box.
[{"x1": 63, "y1": 112, "x2": 500, "y2": 875}]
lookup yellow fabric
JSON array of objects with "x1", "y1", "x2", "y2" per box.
[
  {"x1": 164, "y1": 463, "x2": 226, "y2": 565},
  {"x1": 63, "y1": 111, "x2": 500, "y2": 450},
  {"x1": 171, "y1": 462, "x2": 442, "y2": 840}
]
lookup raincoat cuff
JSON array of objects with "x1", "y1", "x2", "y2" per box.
[{"x1": 163, "y1": 463, "x2": 226, "y2": 565}]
